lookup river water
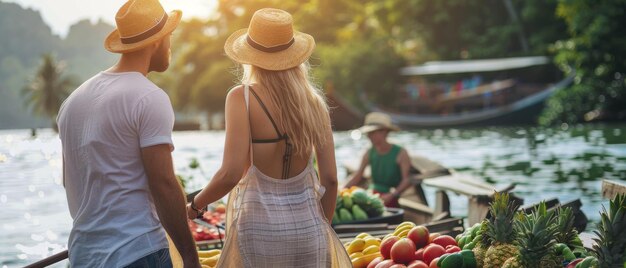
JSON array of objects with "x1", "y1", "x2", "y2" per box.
[{"x1": 1, "y1": 124, "x2": 625, "y2": 267}]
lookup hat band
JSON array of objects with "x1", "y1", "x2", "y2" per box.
[
  {"x1": 120, "y1": 13, "x2": 169, "y2": 44},
  {"x1": 246, "y1": 35, "x2": 295, "y2": 53}
]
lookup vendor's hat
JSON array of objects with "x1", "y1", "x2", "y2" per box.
[
  {"x1": 105, "y1": 0, "x2": 182, "y2": 53},
  {"x1": 224, "y1": 8, "x2": 315, "y2": 71},
  {"x1": 358, "y1": 112, "x2": 400, "y2": 133}
]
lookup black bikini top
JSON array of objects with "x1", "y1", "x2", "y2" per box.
[{"x1": 249, "y1": 87, "x2": 293, "y2": 180}]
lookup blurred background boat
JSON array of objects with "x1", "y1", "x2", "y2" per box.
[{"x1": 354, "y1": 56, "x2": 574, "y2": 128}]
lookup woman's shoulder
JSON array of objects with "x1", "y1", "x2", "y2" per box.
[{"x1": 227, "y1": 84, "x2": 245, "y2": 96}]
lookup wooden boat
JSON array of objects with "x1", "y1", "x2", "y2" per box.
[
  {"x1": 360, "y1": 56, "x2": 574, "y2": 128},
  {"x1": 342, "y1": 154, "x2": 588, "y2": 230},
  {"x1": 24, "y1": 170, "x2": 606, "y2": 268}
]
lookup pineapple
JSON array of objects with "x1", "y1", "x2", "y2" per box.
[
  {"x1": 502, "y1": 201, "x2": 558, "y2": 268},
  {"x1": 592, "y1": 194, "x2": 626, "y2": 268},
  {"x1": 472, "y1": 220, "x2": 490, "y2": 268},
  {"x1": 555, "y1": 206, "x2": 578, "y2": 246},
  {"x1": 483, "y1": 192, "x2": 520, "y2": 268}
]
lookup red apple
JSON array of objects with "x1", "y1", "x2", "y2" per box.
[
  {"x1": 566, "y1": 258, "x2": 584, "y2": 268},
  {"x1": 389, "y1": 265, "x2": 407, "y2": 268},
  {"x1": 375, "y1": 259, "x2": 397, "y2": 268},
  {"x1": 391, "y1": 238, "x2": 417, "y2": 264},
  {"x1": 429, "y1": 257, "x2": 440, "y2": 268},
  {"x1": 368, "y1": 257, "x2": 384, "y2": 268},
  {"x1": 407, "y1": 260, "x2": 429, "y2": 268},
  {"x1": 432, "y1": 235, "x2": 457, "y2": 248},
  {"x1": 407, "y1": 226, "x2": 430, "y2": 249},
  {"x1": 422, "y1": 244, "x2": 445, "y2": 265},
  {"x1": 414, "y1": 248, "x2": 424, "y2": 260},
  {"x1": 380, "y1": 235, "x2": 400, "y2": 259},
  {"x1": 428, "y1": 233, "x2": 441, "y2": 243}
]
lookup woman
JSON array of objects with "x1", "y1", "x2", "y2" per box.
[
  {"x1": 343, "y1": 112, "x2": 413, "y2": 208},
  {"x1": 186, "y1": 8, "x2": 351, "y2": 268}
]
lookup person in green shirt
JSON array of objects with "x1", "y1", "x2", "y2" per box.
[{"x1": 344, "y1": 112, "x2": 413, "y2": 208}]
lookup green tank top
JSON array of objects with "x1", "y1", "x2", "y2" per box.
[{"x1": 369, "y1": 144, "x2": 402, "y2": 193}]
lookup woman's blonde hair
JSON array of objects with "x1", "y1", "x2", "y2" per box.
[{"x1": 241, "y1": 62, "x2": 331, "y2": 156}]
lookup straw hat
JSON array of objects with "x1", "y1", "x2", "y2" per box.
[
  {"x1": 358, "y1": 112, "x2": 400, "y2": 133},
  {"x1": 224, "y1": 8, "x2": 315, "y2": 71},
  {"x1": 105, "y1": 0, "x2": 182, "y2": 53}
]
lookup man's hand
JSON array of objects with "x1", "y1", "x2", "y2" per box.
[
  {"x1": 141, "y1": 144, "x2": 201, "y2": 268},
  {"x1": 381, "y1": 193, "x2": 396, "y2": 206}
]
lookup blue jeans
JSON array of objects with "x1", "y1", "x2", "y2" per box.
[{"x1": 124, "y1": 248, "x2": 172, "y2": 268}]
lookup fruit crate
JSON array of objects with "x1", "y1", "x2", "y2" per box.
[{"x1": 193, "y1": 219, "x2": 225, "y2": 250}]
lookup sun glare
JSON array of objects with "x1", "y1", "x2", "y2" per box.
[{"x1": 160, "y1": 0, "x2": 219, "y2": 20}]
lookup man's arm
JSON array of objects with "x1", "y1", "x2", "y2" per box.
[
  {"x1": 142, "y1": 144, "x2": 200, "y2": 268},
  {"x1": 391, "y1": 149, "x2": 413, "y2": 197}
]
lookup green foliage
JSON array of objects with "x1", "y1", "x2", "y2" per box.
[
  {"x1": 592, "y1": 194, "x2": 626, "y2": 268},
  {"x1": 541, "y1": 0, "x2": 626, "y2": 125},
  {"x1": 21, "y1": 54, "x2": 76, "y2": 127},
  {"x1": 0, "y1": 2, "x2": 116, "y2": 129},
  {"x1": 386, "y1": 0, "x2": 567, "y2": 60},
  {"x1": 314, "y1": 37, "x2": 405, "y2": 107}
]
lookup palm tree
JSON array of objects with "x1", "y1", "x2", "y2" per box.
[{"x1": 22, "y1": 54, "x2": 75, "y2": 131}]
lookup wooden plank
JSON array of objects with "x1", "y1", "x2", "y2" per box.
[
  {"x1": 467, "y1": 196, "x2": 490, "y2": 226},
  {"x1": 422, "y1": 173, "x2": 514, "y2": 197},
  {"x1": 602, "y1": 179, "x2": 626, "y2": 199},
  {"x1": 422, "y1": 174, "x2": 495, "y2": 196},
  {"x1": 399, "y1": 197, "x2": 434, "y2": 224},
  {"x1": 333, "y1": 223, "x2": 390, "y2": 234},
  {"x1": 409, "y1": 155, "x2": 449, "y2": 175}
]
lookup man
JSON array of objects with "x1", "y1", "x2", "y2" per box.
[{"x1": 57, "y1": 0, "x2": 200, "y2": 267}]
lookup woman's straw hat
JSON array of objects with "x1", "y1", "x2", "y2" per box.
[
  {"x1": 104, "y1": 0, "x2": 182, "y2": 53},
  {"x1": 224, "y1": 8, "x2": 315, "y2": 71},
  {"x1": 358, "y1": 112, "x2": 401, "y2": 133}
]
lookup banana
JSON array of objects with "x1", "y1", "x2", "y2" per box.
[
  {"x1": 393, "y1": 225, "x2": 413, "y2": 236},
  {"x1": 346, "y1": 238, "x2": 366, "y2": 254},
  {"x1": 396, "y1": 229, "x2": 410, "y2": 238},
  {"x1": 351, "y1": 252, "x2": 382, "y2": 268},
  {"x1": 197, "y1": 249, "x2": 221, "y2": 258},
  {"x1": 362, "y1": 245, "x2": 380, "y2": 255},
  {"x1": 349, "y1": 252, "x2": 364, "y2": 259},
  {"x1": 364, "y1": 237, "x2": 381, "y2": 248},
  {"x1": 356, "y1": 232, "x2": 371, "y2": 239},
  {"x1": 396, "y1": 221, "x2": 416, "y2": 229},
  {"x1": 200, "y1": 254, "x2": 220, "y2": 267}
]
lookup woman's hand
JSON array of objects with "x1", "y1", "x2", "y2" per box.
[{"x1": 186, "y1": 203, "x2": 202, "y2": 220}]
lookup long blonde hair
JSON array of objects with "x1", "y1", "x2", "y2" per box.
[{"x1": 241, "y1": 62, "x2": 331, "y2": 156}]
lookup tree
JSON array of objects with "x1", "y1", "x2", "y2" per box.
[
  {"x1": 21, "y1": 54, "x2": 75, "y2": 129},
  {"x1": 383, "y1": 0, "x2": 567, "y2": 60},
  {"x1": 540, "y1": 0, "x2": 626, "y2": 125}
]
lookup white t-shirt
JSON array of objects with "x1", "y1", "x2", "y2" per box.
[{"x1": 57, "y1": 71, "x2": 174, "y2": 267}]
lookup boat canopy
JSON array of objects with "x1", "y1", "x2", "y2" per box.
[{"x1": 400, "y1": 56, "x2": 549, "y2": 76}]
